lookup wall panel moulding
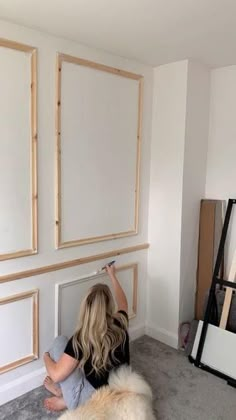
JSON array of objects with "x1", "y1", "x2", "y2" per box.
[
  {"x1": 0, "y1": 38, "x2": 38, "y2": 261},
  {"x1": 0, "y1": 289, "x2": 39, "y2": 374},
  {"x1": 55, "y1": 52, "x2": 143, "y2": 249}
]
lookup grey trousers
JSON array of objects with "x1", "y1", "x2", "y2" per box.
[{"x1": 48, "y1": 336, "x2": 95, "y2": 410}]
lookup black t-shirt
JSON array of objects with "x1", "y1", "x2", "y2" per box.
[{"x1": 64, "y1": 310, "x2": 130, "y2": 389}]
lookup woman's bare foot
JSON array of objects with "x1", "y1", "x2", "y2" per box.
[
  {"x1": 44, "y1": 396, "x2": 66, "y2": 412},
  {"x1": 44, "y1": 376, "x2": 62, "y2": 397}
]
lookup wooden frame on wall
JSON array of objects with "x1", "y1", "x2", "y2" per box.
[
  {"x1": 55, "y1": 53, "x2": 143, "y2": 249},
  {"x1": 0, "y1": 289, "x2": 39, "y2": 374},
  {"x1": 55, "y1": 263, "x2": 138, "y2": 336},
  {"x1": 0, "y1": 38, "x2": 38, "y2": 261}
]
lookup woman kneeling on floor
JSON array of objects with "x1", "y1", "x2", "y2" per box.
[{"x1": 43, "y1": 264, "x2": 129, "y2": 412}]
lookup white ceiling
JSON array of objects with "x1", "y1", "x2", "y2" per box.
[{"x1": 1, "y1": 0, "x2": 236, "y2": 68}]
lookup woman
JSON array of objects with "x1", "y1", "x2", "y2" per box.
[{"x1": 43, "y1": 264, "x2": 129, "y2": 412}]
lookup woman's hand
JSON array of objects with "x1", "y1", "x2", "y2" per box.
[
  {"x1": 106, "y1": 264, "x2": 116, "y2": 278},
  {"x1": 106, "y1": 264, "x2": 128, "y2": 312},
  {"x1": 44, "y1": 352, "x2": 50, "y2": 362},
  {"x1": 43, "y1": 351, "x2": 78, "y2": 383}
]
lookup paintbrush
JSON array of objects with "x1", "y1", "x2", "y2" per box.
[{"x1": 92, "y1": 260, "x2": 116, "y2": 275}]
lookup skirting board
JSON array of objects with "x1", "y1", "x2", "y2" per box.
[
  {"x1": 0, "y1": 366, "x2": 46, "y2": 406},
  {"x1": 191, "y1": 321, "x2": 236, "y2": 380},
  {"x1": 0, "y1": 324, "x2": 145, "y2": 405},
  {"x1": 129, "y1": 324, "x2": 146, "y2": 342},
  {"x1": 146, "y1": 324, "x2": 179, "y2": 349}
]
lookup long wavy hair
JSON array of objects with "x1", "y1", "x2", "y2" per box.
[{"x1": 72, "y1": 283, "x2": 128, "y2": 375}]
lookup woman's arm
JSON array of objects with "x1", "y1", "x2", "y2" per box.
[
  {"x1": 106, "y1": 264, "x2": 128, "y2": 313},
  {"x1": 43, "y1": 352, "x2": 78, "y2": 383}
]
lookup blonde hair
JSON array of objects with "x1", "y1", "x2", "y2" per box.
[{"x1": 72, "y1": 284, "x2": 128, "y2": 375}]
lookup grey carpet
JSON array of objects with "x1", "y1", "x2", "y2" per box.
[{"x1": 0, "y1": 335, "x2": 235, "y2": 420}]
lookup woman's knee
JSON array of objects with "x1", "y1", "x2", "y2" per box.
[
  {"x1": 54, "y1": 335, "x2": 68, "y2": 347},
  {"x1": 49, "y1": 335, "x2": 68, "y2": 361}
]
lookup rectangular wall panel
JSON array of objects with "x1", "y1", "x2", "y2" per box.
[
  {"x1": 0, "y1": 290, "x2": 39, "y2": 374},
  {"x1": 55, "y1": 54, "x2": 143, "y2": 248},
  {"x1": 55, "y1": 263, "x2": 137, "y2": 338},
  {"x1": 0, "y1": 39, "x2": 37, "y2": 261}
]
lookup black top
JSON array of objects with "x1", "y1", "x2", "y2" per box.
[{"x1": 64, "y1": 310, "x2": 130, "y2": 389}]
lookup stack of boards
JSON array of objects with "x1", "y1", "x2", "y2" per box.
[
  {"x1": 192, "y1": 250, "x2": 236, "y2": 382},
  {"x1": 191, "y1": 199, "x2": 236, "y2": 384}
]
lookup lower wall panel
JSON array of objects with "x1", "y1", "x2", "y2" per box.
[
  {"x1": 0, "y1": 250, "x2": 148, "y2": 404},
  {"x1": 55, "y1": 263, "x2": 138, "y2": 337},
  {"x1": 0, "y1": 290, "x2": 39, "y2": 374}
]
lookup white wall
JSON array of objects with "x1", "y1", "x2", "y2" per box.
[
  {"x1": 206, "y1": 65, "x2": 236, "y2": 274},
  {"x1": 0, "y1": 19, "x2": 153, "y2": 404},
  {"x1": 147, "y1": 60, "x2": 210, "y2": 345},
  {"x1": 180, "y1": 61, "x2": 210, "y2": 324},
  {"x1": 148, "y1": 60, "x2": 236, "y2": 346},
  {"x1": 147, "y1": 60, "x2": 188, "y2": 348}
]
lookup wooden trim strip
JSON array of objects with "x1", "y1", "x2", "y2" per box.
[
  {"x1": 132, "y1": 263, "x2": 138, "y2": 317},
  {"x1": 0, "y1": 249, "x2": 36, "y2": 261},
  {"x1": 31, "y1": 49, "x2": 38, "y2": 254},
  {"x1": 0, "y1": 355, "x2": 36, "y2": 375},
  {"x1": 134, "y1": 77, "x2": 144, "y2": 232},
  {"x1": 0, "y1": 289, "x2": 38, "y2": 305},
  {"x1": 58, "y1": 53, "x2": 142, "y2": 80},
  {"x1": 0, "y1": 38, "x2": 36, "y2": 53},
  {"x1": 58, "y1": 230, "x2": 138, "y2": 249},
  {"x1": 0, "y1": 243, "x2": 149, "y2": 284},
  {"x1": 55, "y1": 54, "x2": 62, "y2": 248},
  {"x1": 219, "y1": 249, "x2": 236, "y2": 329},
  {"x1": 33, "y1": 289, "x2": 39, "y2": 357}
]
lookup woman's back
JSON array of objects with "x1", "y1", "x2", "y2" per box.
[
  {"x1": 43, "y1": 265, "x2": 130, "y2": 412},
  {"x1": 64, "y1": 309, "x2": 130, "y2": 389}
]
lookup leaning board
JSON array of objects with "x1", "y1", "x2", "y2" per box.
[{"x1": 191, "y1": 321, "x2": 236, "y2": 380}]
